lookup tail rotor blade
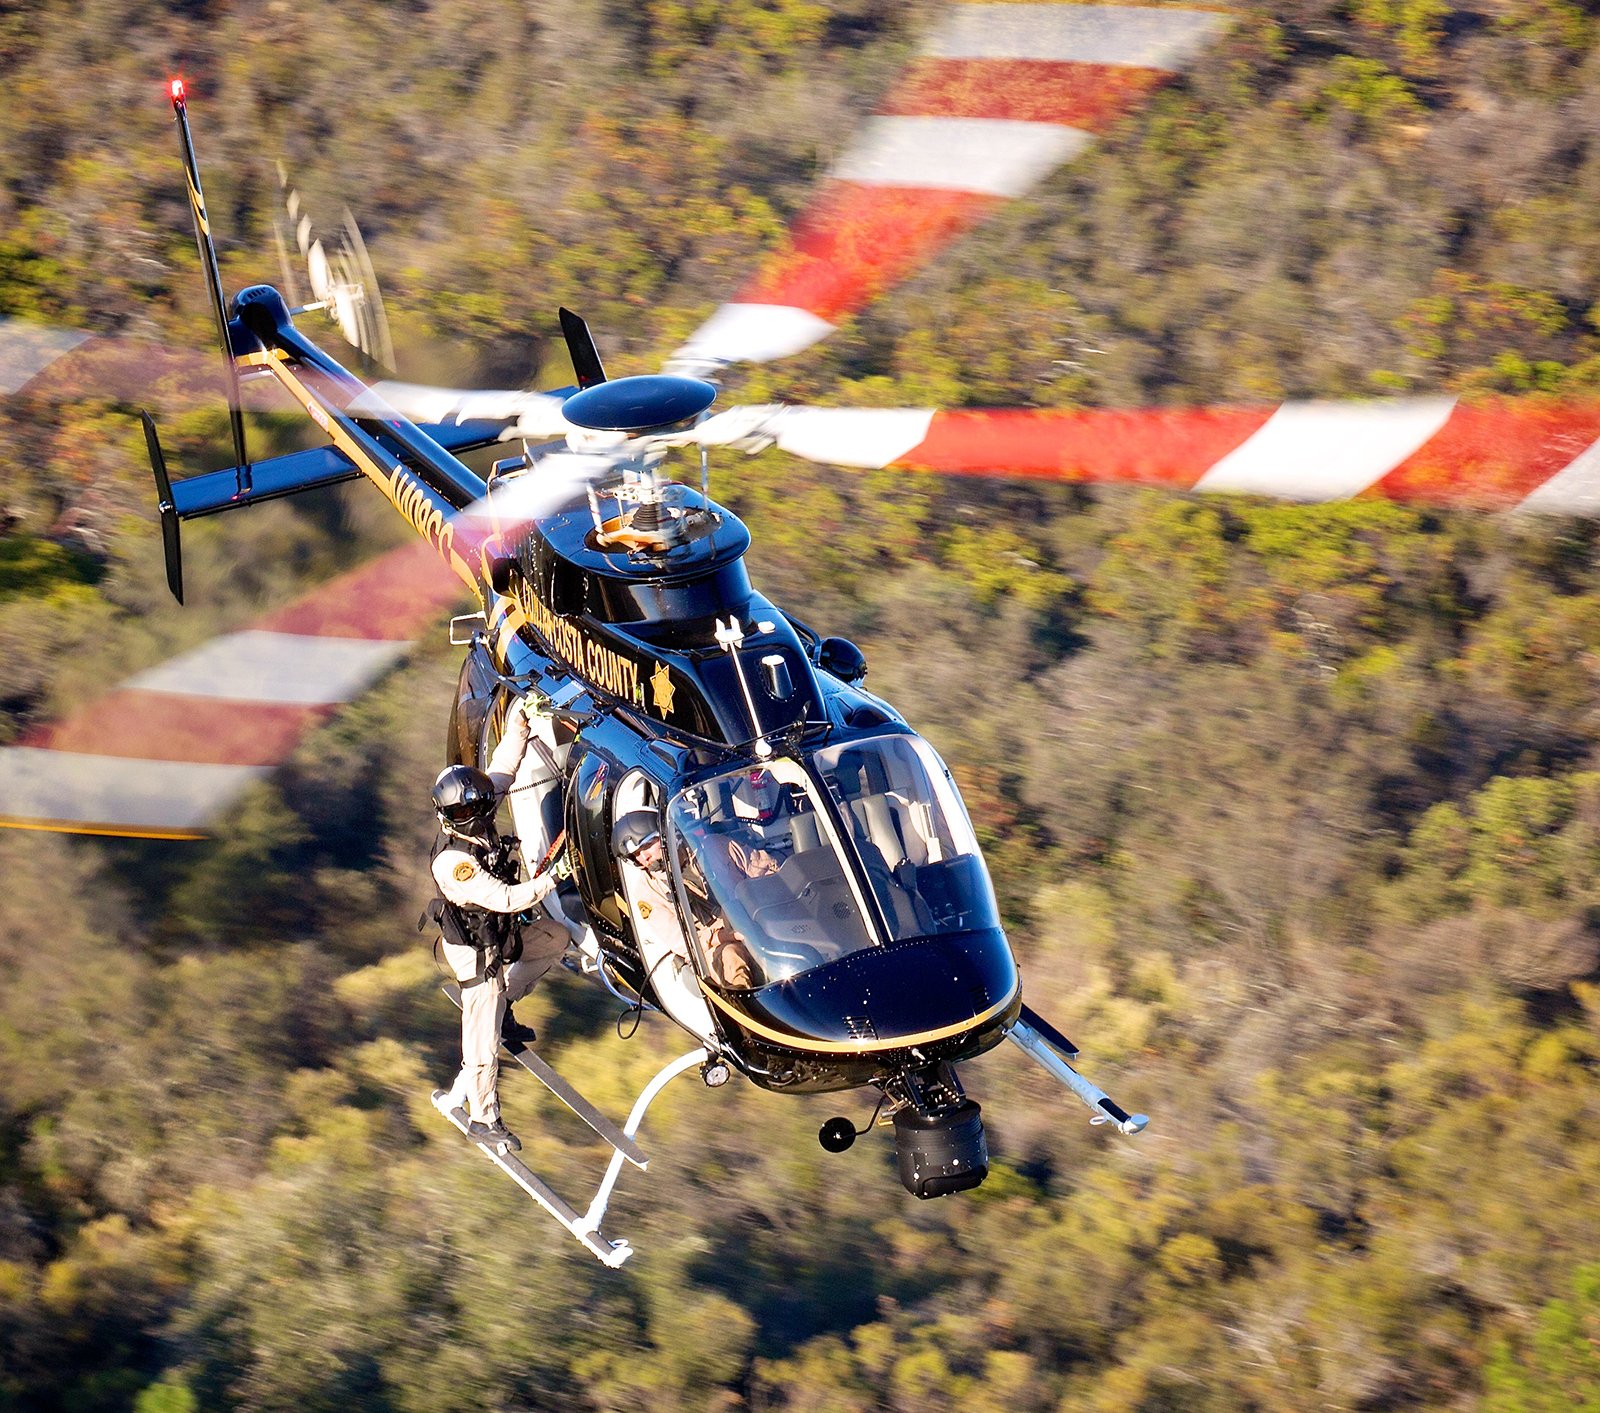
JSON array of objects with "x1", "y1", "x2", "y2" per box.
[
  {"x1": 558, "y1": 307, "x2": 607, "y2": 389},
  {"x1": 272, "y1": 218, "x2": 302, "y2": 309},
  {"x1": 342, "y1": 207, "x2": 395, "y2": 372},
  {"x1": 275, "y1": 167, "x2": 396, "y2": 372}
]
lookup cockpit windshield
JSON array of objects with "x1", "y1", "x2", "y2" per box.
[
  {"x1": 812, "y1": 734, "x2": 1001, "y2": 941},
  {"x1": 667, "y1": 759, "x2": 879, "y2": 991}
]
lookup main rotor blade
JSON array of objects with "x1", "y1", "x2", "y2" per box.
[
  {"x1": 365, "y1": 380, "x2": 574, "y2": 439},
  {"x1": 690, "y1": 398, "x2": 1600, "y2": 515},
  {"x1": 0, "y1": 541, "x2": 463, "y2": 838},
  {"x1": 0, "y1": 443, "x2": 617, "y2": 838},
  {"x1": 0, "y1": 318, "x2": 271, "y2": 413},
  {"x1": 668, "y1": 2, "x2": 1229, "y2": 376}
]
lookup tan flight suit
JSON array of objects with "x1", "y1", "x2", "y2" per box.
[{"x1": 433, "y1": 705, "x2": 569, "y2": 1123}]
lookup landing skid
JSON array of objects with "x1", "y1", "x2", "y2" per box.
[
  {"x1": 1008, "y1": 1006, "x2": 1150, "y2": 1136},
  {"x1": 431, "y1": 1041, "x2": 709, "y2": 1267},
  {"x1": 433, "y1": 1095, "x2": 632, "y2": 1266},
  {"x1": 441, "y1": 983, "x2": 646, "y2": 1167}
]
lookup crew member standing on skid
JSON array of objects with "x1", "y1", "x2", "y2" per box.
[{"x1": 427, "y1": 699, "x2": 569, "y2": 1154}]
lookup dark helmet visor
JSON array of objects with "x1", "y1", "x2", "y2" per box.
[{"x1": 440, "y1": 796, "x2": 493, "y2": 825}]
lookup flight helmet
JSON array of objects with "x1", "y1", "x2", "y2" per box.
[{"x1": 433, "y1": 765, "x2": 498, "y2": 842}]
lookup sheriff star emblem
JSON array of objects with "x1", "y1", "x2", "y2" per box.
[
  {"x1": 650, "y1": 661, "x2": 676, "y2": 716},
  {"x1": 452, "y1": 861, "x2": 476, "y2": 882}
]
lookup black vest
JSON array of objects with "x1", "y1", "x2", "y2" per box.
[{"x1": 424, "y1": 830, "x2": 526, "y2": 971}]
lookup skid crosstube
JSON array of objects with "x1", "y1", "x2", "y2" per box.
[
  {"x1": 432, "y1": 1046, "x2": 708, "y2": 1268},
  {"x1": 1007, "y1": 1014, "x2": 1149, "y2": 1137}
]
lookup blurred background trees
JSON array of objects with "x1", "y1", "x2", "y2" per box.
[{"x1": 6, "y1": 0, "x2": 1600, "y2": 1409}]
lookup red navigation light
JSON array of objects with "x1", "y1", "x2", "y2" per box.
[{"x1": 170, "y1": 78, "x2": 185, "y2": 102}]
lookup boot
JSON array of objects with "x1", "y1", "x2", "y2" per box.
[
  {"x1": 466, "y1": 1117, "x2": 522, "y2": 1153},
  {"x1": 501, "y1": 1006, "x2": 538, "y2": 1045}
]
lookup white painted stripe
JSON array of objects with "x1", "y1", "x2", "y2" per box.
[
  {"x1": 771, "y1": 408, "x2": 938, "y2": 469},
  {"x1": 124, "y1": 630, "x2": 410, "y2": 705},
  {"x1": 0, "y1": 318, "x2": 94, "y2": 394},
  {"x1": 0, "y1": 747, "x2": 267, "y2": 832},
  {"x1": 671, "y1": 304, "x2": 837, "y2": 370},
  {"x1": 927, "y1": 4, "x2": 1231, "y2": 69},
  {"x1": 834, "y1": 116, "x2": 1093, "y2": 197},
  {"x1": 1194, "y1": 399, "x2": 1457, "y2": 502},
  {"x1": 1516, "y1": 436, "x2": 1600, "y2": 515}
]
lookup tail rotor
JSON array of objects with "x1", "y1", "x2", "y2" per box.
[{"x1": 274, "y1": 161, "x2": 395, "y2": 372}]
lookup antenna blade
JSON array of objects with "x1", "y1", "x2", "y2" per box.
[
  {"x1": 170, "y1": 83, "x2": 250, "y2": 491},
  {"x1": 141, "y1": 410, "x2": 184, "y2": 605},
  {"x1": 558, "y1": 307, "x2": 607, "y2": 389}
]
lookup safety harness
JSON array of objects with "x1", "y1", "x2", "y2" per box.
[{"x1": 420, "y1": 831, "x2": 526, "y2": 987}]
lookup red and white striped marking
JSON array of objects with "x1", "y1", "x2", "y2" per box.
[
  {"x1": 673, "y1": 2, "x2": 1229, "y2": 370},
  {"x1": 0, "y1": 316, "x2": 597, "y2": 837},
  {"x1": 749, "y1": 397, "x2": 1600, "y2": 512},
  {"x1": 0, "y1": 544, "x2": 464, "y2": 837},
  {"x1": 0, "y1": 318, "x2": 94, "y2": 394}
]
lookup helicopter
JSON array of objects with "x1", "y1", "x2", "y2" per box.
[
  {"x1": 9, "y1": 6, "x2": 1600, "y2": 1263},
  {"x1": 119, "y1": 77, "x2": 1154, "y2": 1267}
]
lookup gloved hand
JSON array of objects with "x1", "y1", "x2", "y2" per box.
[{"x1": 521, "y1": 692, "x2": 549, "y2": 724}]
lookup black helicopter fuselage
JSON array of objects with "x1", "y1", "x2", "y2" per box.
[
  {"x1": 456, "y1": 470, "x2": 1022, "y2": 1095},
  {"x1": 214, "y1": 285, "x2": 1020, "y2": 1098}
]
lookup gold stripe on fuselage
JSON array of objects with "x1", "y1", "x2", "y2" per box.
[
  {"x1": 700, "y1": 979, "x2": 1020, "y2": 1056},
  {"x1": 244, "y1": 349, "x2": 480, "y2": 596},
  {"x1": 488, "y1": 595, "x2": 528, "y2": 670}
]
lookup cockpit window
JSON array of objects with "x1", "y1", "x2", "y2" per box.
[
  {"x1": 667, "y1": 759, "x2": 879, "y2": 991},
  {"x1": 812, "y1": 735, "x2": 1001, "y2": 941}
]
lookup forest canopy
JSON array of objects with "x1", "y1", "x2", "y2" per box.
[{"x1": 4, "y1": 0, "x2": 1600, "y2": 1410}]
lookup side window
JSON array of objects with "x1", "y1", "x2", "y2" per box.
[
  {"x1": 448, "y1": 645, "x2": 500, "y2": 767},
  {"x1": 566, "y1": 744, "x2": 625, "y2": 935}
]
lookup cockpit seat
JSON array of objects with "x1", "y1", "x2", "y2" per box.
[
  {"x1": 790, "y1": 810, "x2": 821, "y2": 854},
  {"x1": 854, "y1": 793, "x2": 905, "y2": 868}
]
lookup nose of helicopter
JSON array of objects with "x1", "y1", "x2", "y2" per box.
[{"x1": 718, "y1": 928, "x2": 1021, "y2": 1054}]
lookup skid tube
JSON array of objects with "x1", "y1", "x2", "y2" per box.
[
  {"x1": 433, "y1": 1045, "x2": 708, "y2": 1267},
  {"x1": 1007, "y1": 1018, "x2": 1149, "y2": 1136}
]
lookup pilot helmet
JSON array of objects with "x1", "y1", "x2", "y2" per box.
[
  {"x1": 432, "y1": 765, "x2": 498, "y2": 842},
  {"x1": 612, "y1": 809, "x2": 664, "y2": 866},
  {"x1": 732, "y1": 768, "x2": 784, "y2": 824}
]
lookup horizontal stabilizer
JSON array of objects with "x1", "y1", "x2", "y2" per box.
[
  {"x1": 168, "y1": 443, "x2": 362, "y2": 520},
  {"x1": 160, "y1": 421, "x2": 511, "y2": 525}
]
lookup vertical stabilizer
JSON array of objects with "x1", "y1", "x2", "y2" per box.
[
  {"x1": 169, "y1": 78, "x2": 251, "y2": 494},
  {"x1": 140, "y1": 410, "x2": 184, "y2": 605},
  {"x1": 558, "y1": 307, "x2": 607, "y2": 389}
]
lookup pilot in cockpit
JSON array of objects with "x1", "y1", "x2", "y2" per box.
[
  {"x1": 614, "y1": 809, "x2": 759, "y2": 990},
  {"x1": 723, "y1": 769, "x2": 790, "y2": 879}
]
